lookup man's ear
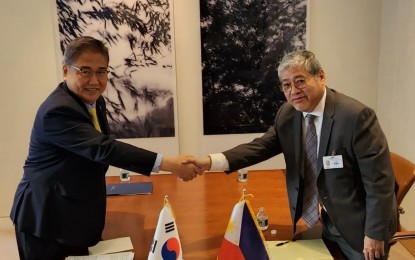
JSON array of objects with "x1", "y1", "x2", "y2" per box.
[
  {"x1": 318, "y1": 69, "x2": 326, "y2": 84},
  {"x1": 318, "y1": 69, "x2": 325, "y2": 79},
  {"x1": 63, "y1": 64, "x2": 68, "y2": 80}
]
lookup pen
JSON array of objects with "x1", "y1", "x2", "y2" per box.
[{"x1": 275, "y1": 240, "x2": 289, "y2": 246}]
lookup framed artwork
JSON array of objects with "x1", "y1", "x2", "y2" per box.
[
  {"x1": 56, "y1": 0, "x2": 176, "y2": 139},
  {"x1": 200, "y1": 0, "x2": 307, "y2": 135}
]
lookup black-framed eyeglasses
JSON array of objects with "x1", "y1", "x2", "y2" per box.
[
  {"x1": 68, "y1": 64, "x2": 109, "y2": 79},
  {"x1": 280, "y1": 75, "x2": 313, "y2": 93}
]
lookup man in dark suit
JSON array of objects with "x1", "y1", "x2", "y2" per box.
[
  {"x1": 10, "y1": 36, "x2": 200, "y2": 260},
  {"x1": 189, "y1": 50, "x2": 397, "y2": 259}
]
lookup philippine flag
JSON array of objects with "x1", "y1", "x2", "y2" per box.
[
  {"x1": 217, "y1": 199, "x2": 269, "y2": 260},
  {"x1": 148, "y1": 197, "x2": 183, "y2": 260}
]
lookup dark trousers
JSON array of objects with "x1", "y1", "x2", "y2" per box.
[
  {"x1": 321, "y1": 210, "x2": 390, "y2": 260},
  {"x1": 15, "y1": 225, "x2": 88, "y2": 260}
]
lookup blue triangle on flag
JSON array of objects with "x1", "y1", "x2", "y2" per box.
[{"x1": 239, "y1": 204, "x2": 269, "y2": 260}]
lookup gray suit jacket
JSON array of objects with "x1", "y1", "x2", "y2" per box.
[
  {"x1": 10, "y1": 82, "x2": 158, "y2": 247},
  {"x1": 223, "y1": 87, "x2": 397, "y2": 251}
]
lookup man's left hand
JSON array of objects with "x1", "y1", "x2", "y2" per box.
[{"x1": 363, "y1": 235, "x2": 385, "y2": 260}]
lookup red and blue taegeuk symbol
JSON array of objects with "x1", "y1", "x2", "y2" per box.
[{"x1": 161, "y1": 237, "x2": 181, "y2": 259}]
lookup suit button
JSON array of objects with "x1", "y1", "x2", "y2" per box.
[
  {"x1": 295, "y1": 187, "x2": 299, "y2": 191},
  {"x1": 292, "y1": 207, "x2": 296, "y2": 211}
]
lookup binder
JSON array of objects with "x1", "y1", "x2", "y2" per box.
[{"x1": 106, "y1": 182, "x2": 153, "y2": 195}]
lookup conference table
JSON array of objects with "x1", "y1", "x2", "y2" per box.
[{"x1": 104, "y1": 170, "x2": 342, "y2": 260}]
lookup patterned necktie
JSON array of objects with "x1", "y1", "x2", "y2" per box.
[
  {"x1": 302, "y1": 114, "x2": 319, "y2": 228},
  {"x1": 88, "y1": 107, "x2": 101, "y2": 132}
]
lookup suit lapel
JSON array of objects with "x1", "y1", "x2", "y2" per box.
[
  {"x1": 293, "y1": 111, "x2": 303, "y2": 173},
  {"x1": 318, "y1": 89, "x2": 335, "y2": 173},
  {"x1": 96, "y1": 98, "x2": 110, "y2": 135}
]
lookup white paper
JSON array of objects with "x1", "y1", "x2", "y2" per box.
[
  {"x1": 266, "y1": 239, "x2": 333, "y2": 260},
  {"x1": 66, "y1": 251, "x2": 134, "y2": 260},
  {"x1": 66, "y1": 237, "x2": 134, "y2": 260},
  {"x1": 88, "y1": 237, "x2": 133, "y2": 255}
]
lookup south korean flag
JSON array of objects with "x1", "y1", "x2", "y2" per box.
[{"x1": 148, "y1": 196, "x2": 183, "y2": 260}]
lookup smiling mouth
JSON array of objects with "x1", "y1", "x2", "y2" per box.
[{"x1": 86, "y1": 88, "x2": 99, "y2": 92}]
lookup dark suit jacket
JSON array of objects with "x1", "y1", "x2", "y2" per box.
[
  {"x1": 223, "y1": 88, "x2": 397, "y2": 252},
  {"x1": 10, "y1": 82, "x2": 158, "y2": 247}
]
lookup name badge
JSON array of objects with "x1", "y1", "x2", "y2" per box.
[{"x1": 323, "y1": 155, "x2": 343, "y2": 169}]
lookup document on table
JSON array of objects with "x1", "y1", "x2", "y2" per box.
[
  {"x1": 66, "y1": 252, "x2": 134, "y2": 260},
  {"x1": 266, "y1": 239, "x2": 333, "y2": 260},
  {"x1": 66, "y1": 237, "x2": 134, "y2": 260}
]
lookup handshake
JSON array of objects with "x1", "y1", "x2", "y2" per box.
[{"x1": 160, "y1": 155, "x2": 212, "y2": 181}]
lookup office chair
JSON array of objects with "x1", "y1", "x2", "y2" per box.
[{"x1": 389, "y1": 152, "x2": 415, "y2": 243}]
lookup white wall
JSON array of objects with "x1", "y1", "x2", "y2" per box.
[
  {"x1": 0, "y1": 1, "x2": 60, "y2": 217},
  {"x1": 1, "y1": 0, "x2": 412, "y2": 233},
  {"x1": 378, "y1": 0, "x2": 415, "y2": 230},
  {"x1": 308, "y1": 0, "x2": 380, "y2": 110}
]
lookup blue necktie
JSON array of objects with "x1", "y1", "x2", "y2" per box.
[{"x1": 302, "y1": 114, "x2": 319, "y2": 228}]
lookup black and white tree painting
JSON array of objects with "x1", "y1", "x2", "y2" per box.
[
  {"x1": 57, "y1": 0, "x2": 176, "y2": 138},
  {"x1": 200, "y1": 0, "x2": 307, "y2": 135}
]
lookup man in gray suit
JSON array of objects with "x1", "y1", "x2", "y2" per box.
[
  {"x1": 10, "y1": 36, "x2": 200, "y2": 260},
  {"x1": 189, "y1": 50, "x2": 397, "y2": 260}
]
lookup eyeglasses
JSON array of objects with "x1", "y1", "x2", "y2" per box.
[
  {"x1": 68, "y1": 64, "x2": 109, "y2": 79},
  {"x1": 280, "y1": 75, "x2": 313, "y2": 93}
]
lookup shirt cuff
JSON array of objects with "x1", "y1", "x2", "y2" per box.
[
  {"x1": 209, "y1": 153, "x2": 230, "y2": 171},
  {"x1": 152, "y1": 154, "x2": 163, "y2": 173}
]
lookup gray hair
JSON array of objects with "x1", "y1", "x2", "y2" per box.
[
  {"x1": 63, "y1": 36, "x2": 109, "y2": 65},
  {"x1": 277, "y1": 50, "x2": 322, "y2": 78}
]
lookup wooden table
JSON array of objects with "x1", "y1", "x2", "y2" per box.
[{"x1": 104, "y1": 170, "x2": 339, "y2": 260}]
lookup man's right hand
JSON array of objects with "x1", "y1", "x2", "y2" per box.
[{"x1": 181, "y1": 156, "x2": 212, "y2": 173}]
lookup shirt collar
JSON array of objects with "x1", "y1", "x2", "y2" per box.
[
  {"x1": 302, "y1": 87, "x2": 327, "y2": 118},
  {"x1": 85, "y1": 102, "x2": 97, "y2": 110}
]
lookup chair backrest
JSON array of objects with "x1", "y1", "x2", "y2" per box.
[{"x1": 390, "y1": 152, "x2": 415, "y2": 206}]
